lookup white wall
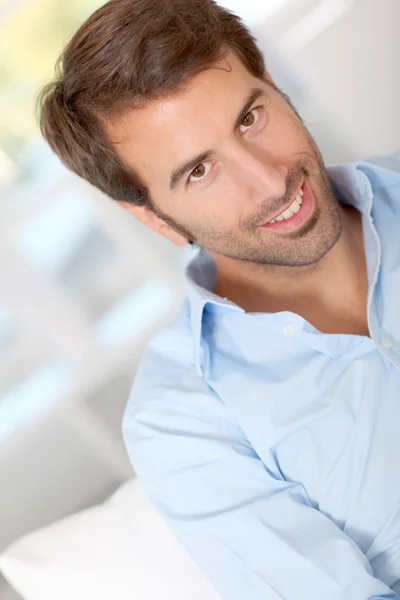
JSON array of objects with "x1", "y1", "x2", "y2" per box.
[{"x1": 262, "y1": 0, "x2": 400, "y2": 160}]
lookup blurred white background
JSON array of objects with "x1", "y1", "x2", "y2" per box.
[{"x1": 0, "y1": 0, "x2": 399, "y2": 598}]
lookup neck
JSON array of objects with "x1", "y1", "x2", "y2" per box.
[{"x1": 212, "y1": 205, "x2": 369, "y2": 335}]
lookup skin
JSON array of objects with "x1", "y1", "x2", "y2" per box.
[{"x1": 109, "y1": 50, "x2": 369, "y2": 336}]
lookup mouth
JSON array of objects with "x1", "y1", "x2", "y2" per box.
[{"x1": 259, "y1": 178, "x2": 314, "y2": 232}]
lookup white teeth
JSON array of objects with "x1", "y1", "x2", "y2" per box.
[
  {"x1": 269, "y1": 191, "x2": 303, "y2": 224},
  {"x1": 291, "y1": 199, "x2": 301, "y2": 214},
  {"x1": 280, "y1": 205, "x2": 295, "y2": 220}
]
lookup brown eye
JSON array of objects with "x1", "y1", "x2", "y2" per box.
[
  {"x1": 239, "y1": 107, "x2": 260, "y2": 133},
  {"x1": 187, "y1": 161, "x2": 212, "y2": 185},
  {"x1": 242, "y1": 112, "x2": 255, "y2": 127},
  {"x1": 191, "y1": 164, "x2": 206, "y2": 178}
]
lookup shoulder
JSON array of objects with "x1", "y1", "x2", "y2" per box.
[
  {"x1": 121, "y1": 298, "x2": 251, "y2": 483},
  {"x1": 358, "y1": 150, "x2": 400, "y2": 189},
  {"x1": 122, "y1": 297, "x2": 231, "y2": 432},
  {"x1": 363, "y1": 150, "x2": 400, "y2": 173}
]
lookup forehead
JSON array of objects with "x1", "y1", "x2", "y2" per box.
[{"x1": 106, "y1": 52, "x2": 261, "y2": 189}]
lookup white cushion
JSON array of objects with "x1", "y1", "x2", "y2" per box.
[{"x1": 0, "y1": 478, "x2": 220, "y2": 600}]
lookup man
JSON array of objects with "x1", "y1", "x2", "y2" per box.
[{"x1": 38, "y1": 0, "x2": 400, "y2": 598}]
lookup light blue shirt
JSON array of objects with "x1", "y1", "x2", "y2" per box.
[{"x1": 122, "y1": 154, "x2": 400, "y2": 600}]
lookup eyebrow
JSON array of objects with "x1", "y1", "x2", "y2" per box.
[{"x1": 169, "y1": 87, "x2": 268, "y2": 192}]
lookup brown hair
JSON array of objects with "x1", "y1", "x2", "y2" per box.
[{"x1": 37, "y1": 0, "x2": 267, "y2": 208}]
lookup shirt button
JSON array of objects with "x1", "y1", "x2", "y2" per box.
[
  {"x1": 381, "y1": 339, "x2": 393, "y2": 349},
  {"x1": 283, "y1": 323, "x2": 296, "y2": 337}
]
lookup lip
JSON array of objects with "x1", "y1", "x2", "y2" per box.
[{"x1": 259, "y1": 178, "x2": 305, "y2": 227}]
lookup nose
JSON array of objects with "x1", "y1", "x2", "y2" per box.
[{"x1": 232, "y1": 149, "x2": 289, "y2": 205}]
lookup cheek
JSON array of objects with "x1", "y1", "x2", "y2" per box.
[
  {"x1": 267, "y1": 117, "x2": 305, "y2": 155},
  {"x1": 198, "y1": 182, "x2": 248, "y2": 231}
]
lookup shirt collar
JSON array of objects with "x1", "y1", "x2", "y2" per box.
[
  {"x1": 184, "y1": 161, "x2": 377, "y2": 374},
  {"x1": 184, "y1": 246, "x2": 243, "y2": 375}
]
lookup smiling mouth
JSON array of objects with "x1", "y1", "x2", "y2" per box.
[
  {"x1": 259, "y1": 178, "x2": 314, "y2": 232},
  {"x1": 268, "y1": 186, "x2": 304, "y2": 224},
  {"x1": 262, "y1": 180, "x2": 304, "y2": 226}
]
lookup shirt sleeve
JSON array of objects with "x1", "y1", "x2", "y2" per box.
[{"x1": 122, "y1": 397, "x2": 399, "y2": 600}]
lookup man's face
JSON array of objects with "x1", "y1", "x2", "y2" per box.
[{"x1": 111, "y1": 51, "x2": 341, "y2": 267}]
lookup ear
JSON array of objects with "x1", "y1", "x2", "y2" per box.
[{"x1": 118, "y1": 201, "x2": 188, "y2": 246}]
